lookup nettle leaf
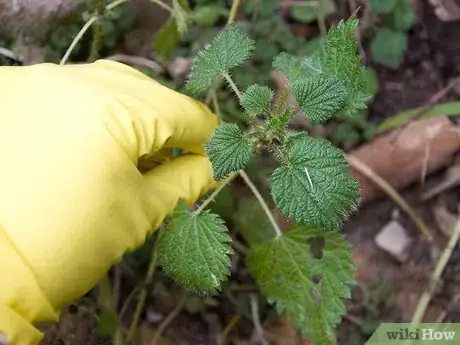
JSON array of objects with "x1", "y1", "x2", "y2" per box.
[
  {"x1": 248, "y1": 225, "x2": 355, "y2": 345},
  {"x1": 322, "y1": 17, "x2": 370, "y2": 116},
  {"x1": 270, "y1": 133, "x2": 359, "y2": 230},
  {"x1": 273, "y1": 17, "x2": 370, "y2": 118},
  {"x1": 241, "y1": 84, "x2": 274, "y2": 118},
  {"x1": 205, "y1": 123, "x2": 254, "y2": 180},
  {"x1": 273, "y1": 52, "x2": 309, "y2": 84},
  {"x1": 387, "y1": 0, "x2": 415, "y2": 31},
  {"x1": 292, "y1": 74, "x2": 347, "y2": 123},
  {"x1": 371, "y1": 28, "x2": 407, "y2": 69},
  {"x1": 187, "y1": 24, "x2": 255, "y2": 95},
  {"x1": 261, "y1": 105, "x2": 295, "y2": 144},
  {"x1": 157, "y1": 200, "x2": 232, "y2": 294}
]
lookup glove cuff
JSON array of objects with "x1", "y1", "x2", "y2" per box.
[{"x1": 0, "y1": 305, "x2": 43, "y2": 345}]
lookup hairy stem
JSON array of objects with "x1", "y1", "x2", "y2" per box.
[
  {"x1": 223, "y1": 72, "x2": 243, "y2": 102},
  {"x1": 60, "y1": 0, "x2": 128, "y2": 65},
  {"x1": 195, "y1": 173, "x2": 238, "y2": 214},
  {"x1": 151, "y1": 0, "x2": 174, "y2": 13},
  {"x1": 127, "y1": 228, "x2": 163, "y2": 341},
  {"x1": 273, "y1": 88, "x2": 288, "y2": 118},
  {"x1": 89, "y1": 0, "x2": 106, "y2": 62},
  {"x1": 411, "y1": 217, "x2": 460, "y2": 325},
  {"x1": 227, "y1": 0, "x2": 242, "y2": 25},
  {"x1": 239, "y1": 170, "x2": 282, "y2": 237}
]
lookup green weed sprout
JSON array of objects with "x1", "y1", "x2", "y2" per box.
[{"x1": 157, "y1": 18, "x2": 370, "y2": 345}]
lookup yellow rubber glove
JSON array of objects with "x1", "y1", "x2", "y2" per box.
[{"x1": 0, "y1": 60, "x2": 219, "y2": 345}]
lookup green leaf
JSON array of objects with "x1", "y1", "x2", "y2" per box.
[
  {"x1": 172, "y1": 0, "x2": 189, "y2": 35},
  {"x1": 205, "y1": 123, "x2": 254, "y2": 180},
  {"x1": 371, "y1": 28, "x2": 407, "y2": 69},
  {"x1": 292, "y1": 74, "x2": 347, "y2": 123},
  {"x1": 97, "y1": 310, "x2": 118, "y2": 337},
  {"x1": 247, "y1": 225, "x2": 356, "y2": 344},
  {"x1": 234, "y1": 197, "x2": 277, "y2": 246},
  {"x1": 368, "y1": 0, "x2": 398, "y2": 13},
  {"x1": 153, "y1": 0, "x2": 189, "y2": 59},
  {"x1": 153, "y1": 18, "x2": 180, "y2": 59},
  {"x1": 290, "y1": 0, "x2": 336, "y2": 23},
  {"x1": 386, "y1": 0, "x2": 415, "y2": 31},
  {"x1": 157, "y1": 200, "x2": 232, "y2": 294},
  {"x1": 241, "y1": 84, "x2": 274, "y2": 118},
  {"x1": 322, "y1": 17, "x2": 370, "y2": 116},
  {"x1": 273, "y1": 17, "x2": 371, "y2": 117},
  {"x1": 361, "y1": 66, "x2": 379, "y2": 97},
  {"x1": 376, "y1": 101, "x2": 460, "y2": 133},
  {"x1": 192, "y1": 5, "x2": 226, "y2": 27},
  {"x1": 186, "y1": 25, "x2": 255, "y2": 95},
  {"x1": 270, "y1": 133, "x2": 359, "y2": 230},
  {"x1": 261, "y1": 105, "x2": 295, "y2": 143},
  {"x1": 273, "y1": 52, "x2": 310, "y2": 84},
  {"x1": 254, "y1": 40, "x2": 278, "y2": 61}
]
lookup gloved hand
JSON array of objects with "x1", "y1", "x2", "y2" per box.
[{"x1": 0, "y1": 60, "x2": 219, "y2": 345}]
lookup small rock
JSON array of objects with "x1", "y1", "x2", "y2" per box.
[
  {"x1": 146, "y1": 308, "x2": 163, "y2": 324},
  {"x1": 375, "y1": 220, "x2": 412, "y2": 262}
]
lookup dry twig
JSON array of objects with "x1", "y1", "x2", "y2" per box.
[
  {"x1": 249, "y1": 294, "x2": 269, "y2": 345},
  {"x1": 348, "y1": 155, "x2": 434, "y2": 242},
  {"x1": 411, "y1": 215, "x2": 460, "y2": 325}
]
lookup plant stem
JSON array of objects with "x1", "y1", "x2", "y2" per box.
[
  {"x1": 151, "y1": 0, "x2": 174, "y2": 13},
  {"x1": 98, "y1": 275, "x2": 124, "y2": 345},
  {"x1": 227, "y1": 0, "x2": 242, "y2": 25},
  {"x1": 250, "y1": 294, "x2": 269, "y2": 345},
  {"x1": 195, "y1": 173, "x2": 238, "y2": 215},
  {"x1": 223, "y1": 72, "x2": 243, "y2": 102},
  {"x1": 127, "y1": 229, "x2": 163, "y2": 341},
  {"x1": 239, "y1": 170, "x2": 282, "y2": 237},
  {"x1": 60, "y1": 0, "x2": 129, "y2": 65},
  {"x1": 89, "y1": 0, "x2": 106, "y2": 62},
  {"x1": 150, "y1": 296, "x2": 186, "y2": 345},
  {"x1": 211, "y1": 90, "x2": 222, "y2": 119},
  {"x1": 273, "y1": 88, "x2": 288, "y2": 117},
  {"x1": 411, "y1": 217, "x2": 460, "y2": 325}
]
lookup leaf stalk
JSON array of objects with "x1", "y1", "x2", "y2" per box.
[
  {"x1": 60, "y1": 0, "x2": 129, "y2": 65},
  {"x1": 239, "y1": 170, "x2": 282, "y2": 237},
  {"x1": 223, "y1": 72, "x2": 243, "y2": 102}
]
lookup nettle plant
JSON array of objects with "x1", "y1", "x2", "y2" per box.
[{"x1": 156, "y1": 17, "x2": 370, "y2": 345}]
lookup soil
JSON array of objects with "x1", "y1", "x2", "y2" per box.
[
  {"x1": 370, "y1": 0, "x2": 460, "y2": 122},
  {"x1": 339, "y1": 0, "x2": 460, "y2": 341}
]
